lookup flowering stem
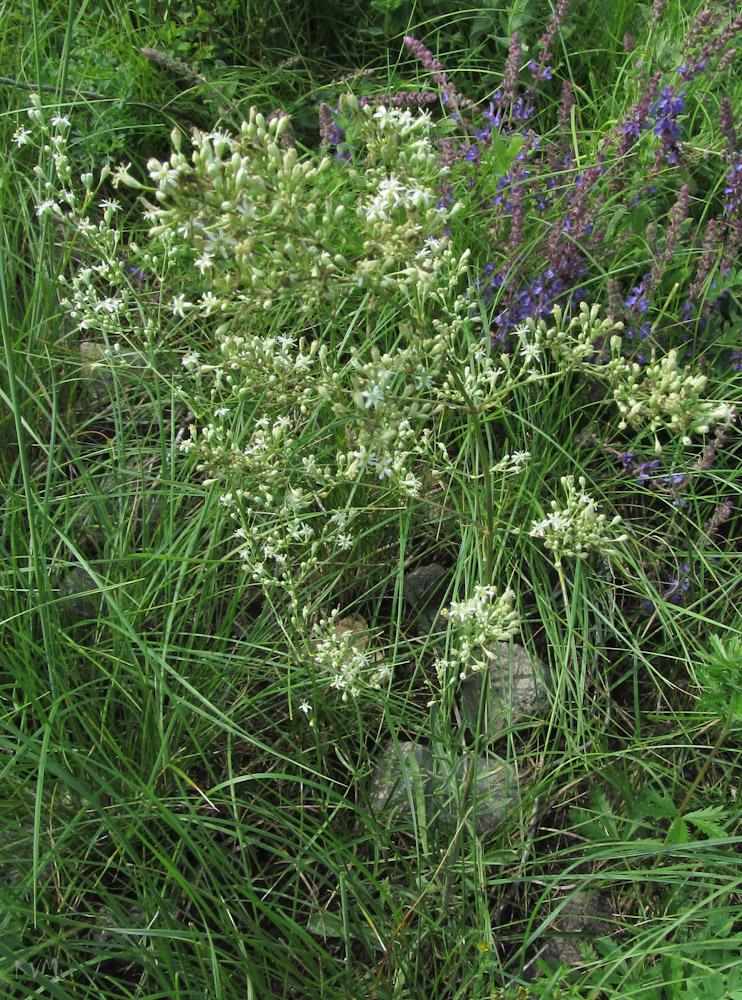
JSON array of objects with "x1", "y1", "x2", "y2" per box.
[
  {"x1": 449, "y1": 369, "x2": 495, "y2": 585},
  {"x1": 0, "y1": 75, "x2": 174, "y2": 116}
]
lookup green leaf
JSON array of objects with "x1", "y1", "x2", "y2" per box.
[
  {"x1": 666, "y1": 816, "x2": 689, "y2": 845},
  {"x1": 684, "y1": 805, "x2": 728, "y2": 841}
]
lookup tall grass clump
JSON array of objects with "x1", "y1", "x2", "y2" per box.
[{"x1": 1, "y1": 0, "x2": 742, "y2": 998}]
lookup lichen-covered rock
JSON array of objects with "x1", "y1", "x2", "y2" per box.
[
  {"x1": 539, "y1": 890, "x2": 615, "y2": 968},
  {"x1": 369, "y1": 740, "x2": 519, "y2": 836},
  {"x1": 403, "y1": 563, "x2": 448, "y2": 633},
  {"x1": 57, "y1": 564, "x2": 103, "y2": 621},
  {"x1": 460, "y1": 643, "x2": 551, "y2": 738}
]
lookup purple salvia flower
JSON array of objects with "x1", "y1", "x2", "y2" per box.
[
  {"x1": 612, "y1": 73, "x2": 660, "y2": 177},
  {"x1": 694, "y1": 421, "x2": 737, "y2": 472},
  {"x1": 720, "y1": 218, "x2": 742, "y2": 275},
  {"x1": 508, "y1": 178, "x2": 525, "y2": 257},
  {"x1": 719, "y1": 46, "x2": 738, "y2": 71},
  {"x1": 359, "y1": 91, "x2": 438, "y2": 108},
  {"x1": 547, "y1": 81, "x2": 577, "y2": 176},
  {"x1": 690, "y1": 219, "x2": 720, "y2": 302},
  {"x1": 607, "y1": 278, "x2": 624, "y2": 319},
  {"x1": 649, "y1": 0, "x2": 667, "y2": 27},
  {"x1": 527, "y1": 0, "x2": 569, "y2": 90},
  {"x1": 684, "y1": 8, "x2": 717, "y2": 52},
  {"x1": 649, "y1": 85, "x2": 686, "y2": 164},
  {"x1": 719, "y1": 97, "x2": 737, "y2": 153},
  {"x1": 652, "y1": 183, "x2": 690, "y2": 281},
  {"x1": 663, "y1": 562, "x2": 691, "y2": 604},
  {"x1": 318, "y1": 103, "x2": 333, "y2": 144},
  {"x1": 498, "y1": 32, "x2": 522, "y2": 113},
  {"x1": 636, "y1": 458, "x2": 661, "y2": 483},
  {"x1": 528, "y1": 59, "x2": 552, "y2": 82},
  {"x1": 404, "y1": 36, "x2": 463, "y2": 115},
  {"x1": 678, "y1": 8, "x2": 742, "y2": 78},
  {"x1": 703, "y1": 499, "x2": 733, "y2": 541},
  {"x1": 724, "y1": 157, "x2": 742, "y2": 213},
  {"x1": 651, "y1": 86, "x2": 687, "y2": 122},
  {"x1": 625, "y1": 277, "x2": 651, "y2": 315},
  {"x1": 404, "y1": 35, "x2": 442, "y2": 75}
]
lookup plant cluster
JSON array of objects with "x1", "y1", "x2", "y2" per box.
[{"x1": 2, "y1": 0, "x2": 742, "y2": 998}]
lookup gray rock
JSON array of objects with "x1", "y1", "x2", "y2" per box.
[
  {"x1": 370, "y1": 740, "x2": 519, "y2": 836},
  {"x1": 460, "y1": 643, "x2": 551, "y2": 738},
  {"x1": 403, "y1": 563, "x2": 448, "y2": 633},
  {"x1": 95, "y1": 903, "x2": 145, "y2": 945},
  {"x1": 539, "y1": 890, "x2": 615, "y2": 968},
  {"x1": 100, "y1": 456, "x2": 163, "y2": 538},
  {"x1": 68, "y1": 453, "x2": 164, "y2": 555},
  {"x1": 78, "y1": 341, "x2": 150, "y2": 402},
  {"x1": 0, "y1": 825, "x2": 33, "y2": 890},
  {"x1": 403, "y1": 566, "x2": 551, "y2": 739},
  {"x1": 57, "y1": 564, "x2": 103, "y2": 620}
]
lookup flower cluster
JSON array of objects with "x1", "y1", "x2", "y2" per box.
[
  {"x1": 511, "y1": 302, "x2": 624, "y2": 376},
  {"x1": 529, "y1": 476, "x2": 627, "y2": 568},
  {"x1": 309, "y1": 612, "x2": 390, "y2": 701},
  {"x1": 607, "y1": 340, "x2": 736, "y2": 449},
  {"x1": 440, "y1": 585, "x2": 519, "y2": 677},
  {"x1": 649, "y1": 85, "x2": 686, "y2": 166}
]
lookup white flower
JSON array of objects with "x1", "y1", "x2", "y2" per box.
[
  {"x1": 292, "y1": 353, "x2": 313, "y2": 373},
  {"x1": 111, "y1": 161, "x2": 142, "y2": 189},
  {"x1": 353, "y1": 445, "x2": 376, "y2": 470},
  {"x1": 376, "y1": 456, "x2": 393, "y2": 480},
  {"x1": 36, "y1": 199, "x2": 58, "y2": 217},
  {"x1": 98, "y1": 198, "x2": 121, "y2": 214},
  {"x1": 362, "y1": 383, "x2": 385, "y2": 408},
  {"x1": 336, "y1": 532, "x2": 353, "y2": 550},
  {"x1": 172, "y1": 294, "x2": 194, "y2": 319},
  {"x1": 50, "y1": 115, "x2": 71, "y2": 129},
  {"x1": 298, "y1": 700, "x2": 312, "y2": 715},
  {"x1": 200, "y1": 291, "x2": 220, "y2": 315},
  {"x1": 148, "y1": 159, "x2": 180, "y2": 189},
  {"x1": 520, "y1": 342, "x2": 541, "y2": 364},
  {"x1": 528, "y1": 475, "x2": 626, "y2": 566},
  {"x1": 94, "y1": 297, "x2": 123, "y2": 315},
  {"x1": 214, "y1": 406, "x2": 230, "y2": 418},
  {"x1": 374, "y1": 664, "x2": 393, "y2": 685},
  {"x1": 194, "y1": 252, "x2": 213, "y2": 275},
  {"x1": 401, "y1": 473, "x2": 421, "y2": 497},
  {"x1": 13, "y1": 128, "x2": 32, "y2": 147},
  {"x1": 205, "y1": 130, "x2": 233, "y2": 154},
  {"x1": 182, "y1": 351, "x2": 201, "y2": 369},
  {"x1": 292, "y1": 522, "x2": 314, "y2": 542}
]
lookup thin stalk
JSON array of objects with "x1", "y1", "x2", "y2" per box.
[
  {"x1": 448, "y1": 368, "x2": 495, "y2": 586},
  {"x1": 650, "y1": 713, "x2": 732, "y2": 872}
]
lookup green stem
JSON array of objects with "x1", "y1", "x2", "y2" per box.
[
  {"x1": 651, "y1": 713, "x2": 731, "y2": 871},
  {"x1": 449, "y1": 369, "x2": 494, "y2": 586}
]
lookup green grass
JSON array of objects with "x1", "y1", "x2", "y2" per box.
[{"x1": 1, "y1": 0, "x2": 742, "y2": 998}]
